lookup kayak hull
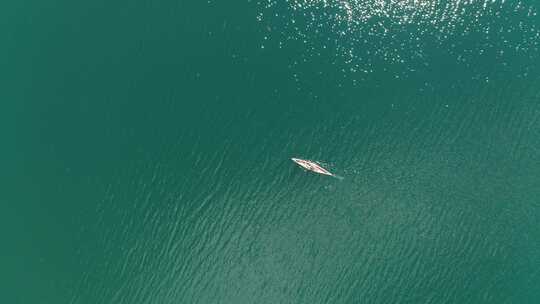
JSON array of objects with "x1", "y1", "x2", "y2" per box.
[{"x1": 291, "y1": 158, "x2": 334, "y2": 176}]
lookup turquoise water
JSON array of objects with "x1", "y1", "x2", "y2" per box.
[{"x1": 2, "y1": 0, "x2": 540, "y2": 303}]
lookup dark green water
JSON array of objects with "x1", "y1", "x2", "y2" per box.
[{"x1": 2, "y1": 0, "x2": 540, "y2": 303}]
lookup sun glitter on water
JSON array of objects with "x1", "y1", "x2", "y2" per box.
[{"x1": 256, "y1": 0, "x2": 540, "y2": 82}]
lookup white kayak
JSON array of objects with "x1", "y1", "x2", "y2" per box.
[{"x1": 291, "y1": 158, "x2": 335, "y2": 176}]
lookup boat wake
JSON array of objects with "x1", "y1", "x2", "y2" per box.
[{"x1": 332, "y1": 175, "x2": 345, "y2": 181}]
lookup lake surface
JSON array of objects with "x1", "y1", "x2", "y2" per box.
[{"x1": 2, "y1": 1, "x2": 540, "y2": 303}]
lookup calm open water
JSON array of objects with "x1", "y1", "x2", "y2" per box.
[{"x1": 2, "y1": 1, "x2": 540, "y2": 303}]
